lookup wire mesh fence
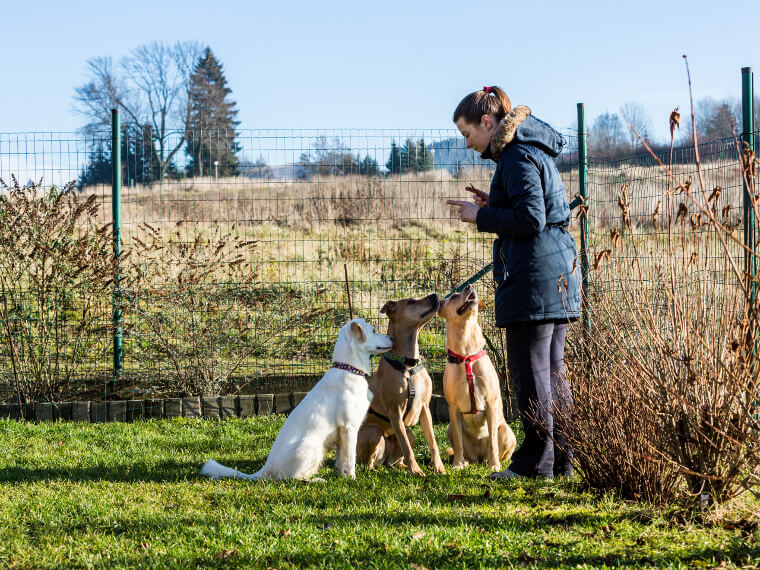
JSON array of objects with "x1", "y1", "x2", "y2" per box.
[
  {"x1": 0, "y1": 121, "x2": 756, "y2": 408},
  {"x1": 586, "y1": 136, "x2": 751, "y2": 283},
  {"x1": 0, "y1": 128, "x2": 518, "y2": 402}
]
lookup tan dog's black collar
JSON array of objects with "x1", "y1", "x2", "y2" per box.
[
  {"x1": 383, "y1": 352, "x2": 422, "y2": 369},
  {"x1": 369, "y1": 356, "x2": 423, "y2": 424}
]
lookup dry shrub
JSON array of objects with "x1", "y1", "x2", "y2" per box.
[
  {"x1": 567, "y1": 320, "x2": 685, "y2": 502},
  {"x1": 123, "y1": 223, "x2": 326, "y2": 396},
  {"x1": 566, "y1": 96, "x2": 760, "y2": 505},
  {"x1": 0, "y1": 177, "x2": 119, "y2": 405},
  {"x1": 570, "y1": 239, "x2": 759, "y2": 504}
]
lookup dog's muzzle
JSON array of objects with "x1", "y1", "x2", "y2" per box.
[
  {"x1": 421, "y1": 293, "x2": 440, "y2": 318},
  {"x1": 456, "y1": 289, "x2": 477, "y2": 315}
]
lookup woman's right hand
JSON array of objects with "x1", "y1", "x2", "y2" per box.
[{"x1": 465, "y1": 184, "x2": 489, "y2": 207}]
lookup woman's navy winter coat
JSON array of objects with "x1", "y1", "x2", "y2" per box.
[{"x1": 476, "y1": 106, "x2": 581, "y2": 326}]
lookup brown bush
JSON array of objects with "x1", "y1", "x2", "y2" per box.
[
  {"x1": 565, "y1": 117, "x2": 760, "y2": 505},
  {"x1": 0, "y1": 177, "x2": 119, "y2": 405},
  {"x1": 123, "y1": 223, "x2": 329, "y2": 397}
]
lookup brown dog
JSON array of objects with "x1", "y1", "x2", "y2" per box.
[
  {"x1": 356, "y1": 294, "x2": 446, "y2": 476},
  {"x1": 439, "y1": 284, "x2": 516, "y2": 471}
]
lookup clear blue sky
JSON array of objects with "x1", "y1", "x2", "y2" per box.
[{"x1": 2, "y1": 0, "x2": 758, "y2": 142}]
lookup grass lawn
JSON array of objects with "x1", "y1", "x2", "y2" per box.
[{"x1": 0, "y1": 417, "x2": 758, "y2": 569}]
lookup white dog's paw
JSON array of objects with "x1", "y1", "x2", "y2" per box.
[{"x1": 308, "y1": 477, "x2": 328, "y2": 483}]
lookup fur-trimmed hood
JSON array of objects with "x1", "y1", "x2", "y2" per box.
[{"x1": 482, "y1": 106, "x2": 565, "y2": 161}]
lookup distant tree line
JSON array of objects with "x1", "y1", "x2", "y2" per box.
[
  {"x1": 588, "y1": 97, "x2": 760, "y2": 161},
  {"x1": 295, "y1": 136, "x2": 380, "y2": 179},
  {"x1": 385, "y1": 139, "x2": 434, "y2": 174},
  {"x1": 293, "y1": 136, "x2": 435, "y2": 179}
]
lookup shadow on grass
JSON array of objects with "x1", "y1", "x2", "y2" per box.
[
  {"x1": 15, "y1": 500, "x2": 759, "y2": 569},
  {"x1": 249, "y1": 541, "x2": 760, "y2": 570},
  {"x1": 3, "y1": 464, "x2": 758, "y2": 569},
  {"x1": 0, "y1": 459, "x2": 263, "y2": 483}
]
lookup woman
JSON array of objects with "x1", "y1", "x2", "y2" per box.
[{"x1": 447, "y1": 86, "x2": 580, "y2": 479}]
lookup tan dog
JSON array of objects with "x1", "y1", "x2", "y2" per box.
[
  {"x1": 357, "y1": 294, "x2": 446, "y2": 476},
  {"x1": 439, "y1": 284, "x2": 516, "y2": 471}
]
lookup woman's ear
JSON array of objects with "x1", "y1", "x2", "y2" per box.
[{"x1": 481, "y1": 114, "x2": 493, "y2": 129}]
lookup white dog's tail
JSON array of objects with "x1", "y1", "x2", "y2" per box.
[{"x1": 199, "y1": 459, "x2": 263, "y2": 481}]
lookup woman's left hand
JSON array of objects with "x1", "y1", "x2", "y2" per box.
[{"x1": 447, "y1": 200, "x2": 479, "y2": 224}]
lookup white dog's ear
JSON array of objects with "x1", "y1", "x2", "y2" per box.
[
  {"x1": 380, "y1": 301, "x2": 396, "y2": 316},
  {"x1": 350, "y1": 321, "x2": 366, "y2": 343}
]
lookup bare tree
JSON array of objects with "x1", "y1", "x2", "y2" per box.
[
  {"x1": 678, "y1": 97, "x2": 741, "y2": 146},
  {"x1": 699, "y1": 99, "x2": 737, "y2": 140},
  {"x1": 619, "y1": 102, "x2": 652, "y2": 153},
  {"x1": 732, "y1": 95, "x2": 760, "y2": 132},
  {"x1": 241, "y1": 156, "x2": 273, "y2": 180},
  {"x1": 74, "y1": 41, "x2": 203, "y2": 182},
  {"x1": 590, "y1": 112, "x2": 625, "y2": 159}
]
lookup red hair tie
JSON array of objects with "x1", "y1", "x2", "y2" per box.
[{"x1": 483, "y1": 86, "x2": 492, "y2": 94}]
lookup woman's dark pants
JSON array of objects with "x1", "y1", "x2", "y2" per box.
[{"x1": 504, "y1": 321, "x2": 572, "y2": 478}]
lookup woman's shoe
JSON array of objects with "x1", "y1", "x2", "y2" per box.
[{"x1": 488, "y1": 469, "x2": 524, "y2": 481}]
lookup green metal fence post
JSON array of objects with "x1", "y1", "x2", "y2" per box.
[
  {"x1": 742, "y1": 67, "x2": 756, "y2": 304},
  {"x1": 742, "y1": 67, "x2": 758, "y2": 419},
  {"x1": 111, "y1": 109, "x2": 123, "y2": 380},
  {"x1": 577, "y1": 103, "x2": 590, "y2": 334}
]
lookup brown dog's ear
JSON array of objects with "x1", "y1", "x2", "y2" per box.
[
  {"x1": 478, "y1": 299, "x2": 488, "y2": 310},
  {"x1": 350, "y1": 321, "x2": 366, "y2": 343},
  {"x1": 380, "y1": 301, "x2": 396, "y2": 316}
]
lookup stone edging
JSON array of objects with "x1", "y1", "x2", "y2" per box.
[{"x1": 0, "y1": 394, "x2": 519, "y2": 423}]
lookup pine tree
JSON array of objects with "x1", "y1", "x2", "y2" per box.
[
  {"x1": 415, "y1": 139, "x2": 433, "y2": 172},
  {"x1": 78, "y1": 146, "x2": 111, "y2": 188},
  {"x1": 78, "y1": 125, "x2": 161, "y2": 188},
  {"x1": 399, "y1": 138, "x2": 434, "y2": 173},
  {"x1": 359, "y1": 154, "x2": 379, "y2": 176},
  {"x1": 185, "y1": 47, "x2": 241, "y2": 178},
  {"x1": 386, "y1": 141, "x2": 401, "y2": 174}
]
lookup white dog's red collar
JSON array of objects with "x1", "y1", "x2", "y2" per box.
[{"x1": 332, "y1": 361, "x2": 369, "y2": 378}]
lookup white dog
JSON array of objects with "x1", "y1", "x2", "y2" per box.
[{"x1": 200, "y1": 318, "x2": 392, "y2": 481}]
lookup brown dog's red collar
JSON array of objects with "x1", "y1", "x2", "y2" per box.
[
  {"x1": 446, "y1": 348, "x2": 487, "y2": 380},
  {"x1": 446, "y1": 348, "x2": 487, "y2": 414}
]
